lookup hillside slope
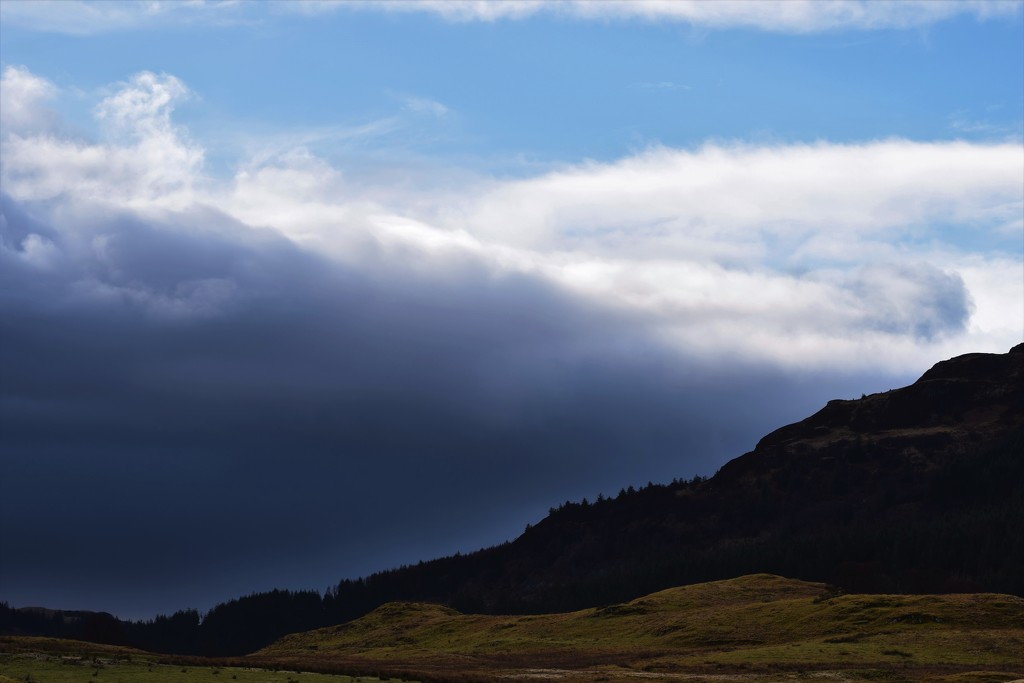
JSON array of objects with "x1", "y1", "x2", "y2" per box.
[{"x1": 322, "y1": 344, "x2": 1024, "y2": 618}]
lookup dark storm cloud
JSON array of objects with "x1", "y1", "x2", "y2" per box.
[{"x1": 1, "y1": 194, "x2": 914, "y2": 619}]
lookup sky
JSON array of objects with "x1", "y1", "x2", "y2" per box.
[{"x1": 1, "y1": 0, "x2": 1022, "y2": 621}]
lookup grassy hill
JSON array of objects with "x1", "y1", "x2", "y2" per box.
[{"x1": 251, "y1": 574, "x2": 1024, "y2": 682}]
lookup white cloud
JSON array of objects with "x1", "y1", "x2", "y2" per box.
[
  {"x1": 0, "y1": 0, "x2": 246, "y2": 35},
  {"x1": 1, "y1": 71, "x2": 203, "y2": 209},
  {"x1": 450, "y1": 141, "x2": 1022, "y2": 255},
  {"x1": 4, "y1": 67, "x2": 1021, "y2": 374},
  {"x1": 563, "y1": 0, "x2": 1021, "y2": 31},
  {"x1": 269, "y1": 0, "x2": 537, "y2": 23},
  {"x1": 225, "y1": 148, "x2": 381, "y2": 252},
  {"x1": 0, "y1": 65, "x2": 58, "y2": 134},
  {"x1": 928, "y1": 252, "x2": 1024, "y2": 344},
  {"x1": 425, "y1": 140, "x2": 1020, "y2": 368},
  {"x1": 320, "y1": 0, "x2": 1021, "y2": 32},
  {"x1": 95, "y1": 71, "x2": 190, "y2": 138},
  {"x1": 4, "y1": 0, "x2": 1019, "y2": 34}
]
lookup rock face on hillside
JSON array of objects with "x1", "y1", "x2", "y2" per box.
[
  {"x1": 753, "y1": 343, "x2": 1023, "y2": 457},
  {"x1": 716, "y1": 343, "x2": 1024, "y2": 489}
]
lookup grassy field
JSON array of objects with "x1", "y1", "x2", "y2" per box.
[
  {"x1": 253, "y1": 574, "x2": 1024, "y2": 682},
  {"x1": 0, "y1": 637, "x2": 404, "y2": 683},
  {"x1": 4, "y1": 575, "x2": 1023, "y2": 683}
]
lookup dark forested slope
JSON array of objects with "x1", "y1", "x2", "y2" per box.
[
  {"x1": 3, "y1": 344, "x2": 1022, "y2": 655},
  {"x1": 326, "y1": 343, "x2": 1024, "y2": 617}
]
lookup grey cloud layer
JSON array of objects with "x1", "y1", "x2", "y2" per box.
[{"x1": 2, "y1": 191, "x2": 888, "y2": 618}]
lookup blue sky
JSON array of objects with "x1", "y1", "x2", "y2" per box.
[
  {"x1": 1, "y1": 0, "x2": 1022, "y2": 619},
  {"x1": 4, "y1": 1, "x2": 1023, "y2": 171}
]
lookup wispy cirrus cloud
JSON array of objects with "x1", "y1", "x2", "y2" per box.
[
  {"x1": 633, "y1": 81, "x2": 691, "y2": 91},
  {"x1": 948, "y1": 108, "x2": 1024, "y2": 139},
  {"x1": 400, "y1": 95, "x2": 450, "y2": 118},
  {"x1": 217, "y1": 118, "x2": 404, "y2": 170}
]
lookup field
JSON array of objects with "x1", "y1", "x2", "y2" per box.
[
  {"x1": 0, "y1": 638, "x2": 407, "y2": 683},
  {"x1": 4, "y1": 575, "x2": 1023, "y2": 683}
]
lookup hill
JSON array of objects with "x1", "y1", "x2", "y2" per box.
[
  {"x1": 319, "y1": 344, "x2": 1024, "y2": 618},
  {"x1": 252, "y1": 574, "x2": 1024, "y2": 682},
  {"x1": 4, "y1": 344, "x2": 1022, "y2": 656}
]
